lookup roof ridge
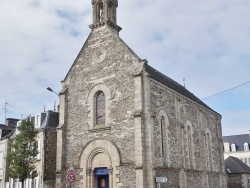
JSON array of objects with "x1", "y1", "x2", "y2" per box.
[
  {"x1": 223, "y1": 134, "x2": 249, "y2": 137},
  {"x1": 144, "y1": 64, "x2": 220, "y2": 116},
  {"x1": 146, "y1": 64, "x2": 185, "y2": 89}
]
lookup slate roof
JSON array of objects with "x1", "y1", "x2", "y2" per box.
[
  {"x1": 0, "y1": 124, "x2": 15, "y2": 138},
  {"x1": 223, "y1": 134, "x2": 250, "y2": 152},
  {"x1": 225, "y1": 156, "x2": 250, "y2": 174},
  {"x1": 144, "y1": 64, "x2": 220, "y2": 115},
  {"x1": 1, "y1": 129, "x2": 16, "y2": 140},
  {"x1": 40, "y1": 110, "x2": 59, "y2": 128}
]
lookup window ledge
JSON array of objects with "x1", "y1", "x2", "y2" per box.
[{"x1": 88, "y1": 125, "x2": 111, "y2": 132}]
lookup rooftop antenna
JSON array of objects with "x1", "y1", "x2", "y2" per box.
[
  {"x1": 43, "y1": 105, "x2": 46, "y2": 112},
  {"x1": 183, "y1": 78, "x2": 186, "y2": 88},
  {"x1": 54, "y1": 101, "x2": 57, "y2": 111},
  {"x1": 4, "y1": 102, "x2": 8, "y2": 120}
]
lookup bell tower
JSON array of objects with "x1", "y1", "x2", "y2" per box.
[{"x1": 90, "y1": 0, "x2": 122, "y2": 32}]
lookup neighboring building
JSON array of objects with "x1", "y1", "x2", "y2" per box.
[
  {"x1": 5, "y1": 110, "x2": 59, "y2": 188},
  {"x1": 0, "y1": 118, "x2": 19, "y2": 188},
  {"x1": 225, "y1": 156, "x2": 250, "y2": 188},
  {"x1": 56, "y1": 0, "x2": 226, "y2": 188},
  {"x1": 223, "y1": 133, "x2": 250, "y2": 166}
]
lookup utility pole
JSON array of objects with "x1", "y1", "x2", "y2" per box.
[{"x1": 4, "y1": 102, "x2": 8, "y2": 120}]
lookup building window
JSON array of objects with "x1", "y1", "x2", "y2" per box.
[
  {"x1": 205, "y1": 130, "x2": 213, "y2": 171},
  {"x1": 36, "y1": 140, "x2": 41, "y2": 160},
  {"x1": 96, "y1": 91, "x2": 105, "y2": 125},
  {"x1": 35, "y1": 114, "x2": 41, "y2": 128},
  {"x1": 231, "y1": 143, "x2": 236, "y2": 152},
  {"x1": 244, "y1": 142, "x2": 249, "y2": 151},
  {"x1": 160, "y1": 116, "x2": 165, "y2": 157},
  {"x1": 16, "y1": 120, "x2": 22, "y2": 135},
  {"x1": 98, "y1": 2, "x2": 104, "y2": 22},
  {"x1": 187, "y1": 126, "x2": 193, "y2": 169}
]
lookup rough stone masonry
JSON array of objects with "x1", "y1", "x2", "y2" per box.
[{"x1": 55, "y1": 0, "x2": 227, "y2": 187}]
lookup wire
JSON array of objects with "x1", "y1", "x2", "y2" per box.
[{"x1": 201, "y1": 80, "x2": 250, "y2": 101}]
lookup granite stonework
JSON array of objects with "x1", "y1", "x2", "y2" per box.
[
  {"x1": 226, "y1": 174, "x2": 242, "y2": 188},
  {"x1": 57, "y1": 24, "x2": 142, "y2": 187},
  {"x1": 56, "y1": 0, "x2": 226, "y2": 187},
  {"x1": 44, "y1": 130, "x2": 57, "y2": 187},
  {"x1": 147, "y1": 79, "x2": 226, "y2": 187}
]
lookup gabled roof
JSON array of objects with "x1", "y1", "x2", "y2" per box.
[
  {"x1": 144, "y1": 64, "x2": 220, "y2": 116},
  {"x1": 225, "y1": 156, "x2": 250, "y2": 174},
  {"x1": 62, "y1": 25, "x2": 140, "y2": 84},
  {"x1": 223, "y1": 134, "x2": 249, "y2": 152},
  {"x1": 0, "y1": 124, "x2": 16, "y2": 138}
]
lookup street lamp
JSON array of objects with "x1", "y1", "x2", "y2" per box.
[
  {"x1": 47, "y1": 87, "x2": 59, "y2": 96},
  {"x1": 47, "y1": 87, "x2": 59, "y2": 111}
]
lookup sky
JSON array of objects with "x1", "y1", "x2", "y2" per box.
[{"x1": 0, "y1": 0, "x2": 250, "y2": 136}]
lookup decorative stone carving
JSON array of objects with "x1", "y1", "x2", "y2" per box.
[{"x1": 92, "y1": 48, "x2": 107, "y2": 63}]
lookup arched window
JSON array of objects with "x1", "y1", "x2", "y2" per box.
[
  {"x1": 98, "y1": 2, "x2": 104, "y2": 22},
  {"x1": 231, "y1": 143, "x2": 236, "y2": 152},
  {"x1": 244, "y1": 142, "x2": 249, "y2": 151},
  {"x1": 187, "y1": 126, "x2": 193, "y2": 169},
  {"x1": 96, "y1": 91, "x2": 105, "y2": 125},
  {"x1": 205, "y1": 132, "x2": 212, "y2": 171},
  {"x1": 160, "y1": 116, "x2": 165, "y2": 157}
]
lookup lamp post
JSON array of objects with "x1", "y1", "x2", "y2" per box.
[
  {"x1": 47, "y1": 87, "x2": 59, "y2": 111},
  {"x1": 47, "y1": 87, "x2": 59, "y2": 96}
]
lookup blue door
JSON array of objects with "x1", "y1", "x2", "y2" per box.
[
  {"x1": 98, "y1": 175, "x2": 109, "y2": 188},
  {"x1": 94, "y1": 168, "x2": 109, "y2": 188}
]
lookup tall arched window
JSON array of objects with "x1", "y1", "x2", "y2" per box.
[
  {"x1": 160, "y1": 116, "x2": 165, "y2": 157},
  {"x1": 96, "y1": 91, "x2": 105, "y2": 125},
  {"x1": 187, "y1": 126, "x2": 193, "y2": 169},
  {"x1": 244, "y1": 142, "x2": 249, "y2": 151},
  {"x1": 98, "y1": 2, "x2": 104, "y2": 22},
  {"x1": 205, "y1": 130, "x2": 213, "y2": 171},
  {"x1": 231, "y1": 143, "x2": 236, "y2": 152}
]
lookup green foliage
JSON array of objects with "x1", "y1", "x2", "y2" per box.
[{"x1": 7, "y1": 118, "x2": 39, "y2": 183}]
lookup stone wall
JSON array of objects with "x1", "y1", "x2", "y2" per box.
[
  {"x1": 208, "y1": 172, "x2": 220, "y2": 188},
  {"x1": 147, "y1": 78, "x2": 224, "y2": 187},
  {"x1": 156, "y1": 169, "x2": 179, "y2": 188},
  {"x1": 62, "y1": 25, "x2": 143, "y2": 187},
  {"x1": 226, "y1": 174, "x2": 242, "y2": 188},
  {"x1": 117, "y1": 165, "x2": 136, "y2": 188},
  {"x1": 44, "y1": 129, "x2": 57, "y2": 185},
  {"x1": 186, "y1": 171, "x2": 203, "y2": 188}
]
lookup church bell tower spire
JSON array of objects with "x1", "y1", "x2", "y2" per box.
[{"x1": 90, "y1": 0, "x2": 122, "y2": 32}]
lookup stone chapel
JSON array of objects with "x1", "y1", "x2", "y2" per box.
[{"x1": 56, "y1": 0, "x2": 226, "y2": 187}]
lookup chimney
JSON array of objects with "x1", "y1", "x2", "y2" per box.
[{"x1": 5, "y1": 118, "x2": 19, "y2": 127}]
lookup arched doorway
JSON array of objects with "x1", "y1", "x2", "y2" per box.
[{"x1": 79, "y1": 139, "x2": 121, "y2": 188}]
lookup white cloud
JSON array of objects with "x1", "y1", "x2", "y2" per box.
[{"x1": 1, "y1": 0, "x2": 250, "y2": 136}]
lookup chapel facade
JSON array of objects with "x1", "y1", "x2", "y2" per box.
[{"x1": 55, "y1": 0, "x2": 226, "y2": 187}]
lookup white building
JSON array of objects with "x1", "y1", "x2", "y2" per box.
[
  {"x1": 0, "y1": 119, "x2": 19, "y2": 188},
  {"x1": 223, "y1": 133, "x2": 250, "y2": 167},
  {"x1": 3, "y1": 111, "x2": 59, "y2": 188}
]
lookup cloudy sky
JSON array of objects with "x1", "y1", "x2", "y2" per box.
[{"x1": 0, "y1": 0, "x2": 250, "y2": 136}]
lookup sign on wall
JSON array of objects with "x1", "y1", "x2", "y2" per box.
[
  {"x1": 66, "y1": 173, "x2": 76, "y2": 183},
  {"x1": 94, "y1": 168, "x2": 109, "y2": 176},
  {"x1": 156, "y1": 177, "x2": 168, "y2": 183},
  {"x1": 66, "y1": 164, "x2": 76, "y2": 184}
]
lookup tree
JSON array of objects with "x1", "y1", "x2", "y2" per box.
[{"x1": 7, "y1": 118, "x2": 39, "y2": 188}]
